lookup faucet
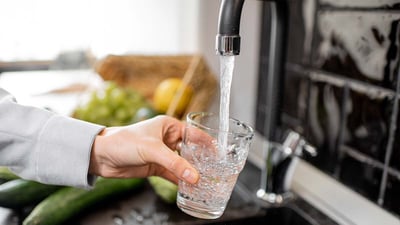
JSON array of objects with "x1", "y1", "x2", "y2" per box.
[
  {"x1": 215, "y1": 0, "x2": 316, "y2": 206},
  {"x1": 256, "y1": 131, "x2": 317, "y2": 206},
  {"x1": 215, "y1": 0, "x2": 245, "y2": 56}
]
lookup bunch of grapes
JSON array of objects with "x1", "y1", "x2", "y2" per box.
[{"x1": 74, "y1": 82, "x2": 154, "y2": 126}]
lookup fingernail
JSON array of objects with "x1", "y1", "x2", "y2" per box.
[
  {"x1": 182, "y1": 168, "x2": 198, "y2": 184},
  {"x1": 177, "y1": 141, "x2": 183, "y2": 150}
]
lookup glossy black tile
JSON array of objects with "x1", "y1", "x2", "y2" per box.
[
  {"x1": 304, "y1": 78, "x2": 344, "y2": 173},
  {"x1": 383, "y1": 174, "x2": 400, "y2": 216},
  {"x1": 312, "y1": 11, "x2": 400, "y2": 90},
  {"x1": 319, "y1": 0, "x2": 400, "y2": 9},
  {"x1": 339, "y1": 153, "x2": 382, "y2": 202},
  {"x1": 343, "y1": 88, "x2": 393, "y2": 163},
  {"x1": 258, "y1": 0, "x2": 400, "y2": 217}
]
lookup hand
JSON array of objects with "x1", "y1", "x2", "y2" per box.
[{"x1": 89, "y1": 115, "x2": 199, "y2": 184}]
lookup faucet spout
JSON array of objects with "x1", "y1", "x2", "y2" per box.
[{"x1": 216, "y1": 0, "x2": 245, "y2": 56}]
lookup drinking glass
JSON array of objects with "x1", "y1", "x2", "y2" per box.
[{"x1": 177, "y1": 112, "x2": 254, "y2": 219}]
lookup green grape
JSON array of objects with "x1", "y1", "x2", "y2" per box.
[
  {"x1": 114, "y1": 108, "x2": 126, "y2": 121},
  {"x1": 97, "y1": 105, "x2": 111, "y2": 118},
  {"x1": 111, "y1": 88, "x2": 126, "y2": 103},
  {"x1": 104, "y1": 82, "x2": 117, "y2": 96},
  {"x1": 74, "y1": 81, "x2": 155, "y2": 127}
]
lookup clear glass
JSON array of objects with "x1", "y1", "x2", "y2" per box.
[{"x1": 177, "y1": 112, "x2": 254, "y2": 219}]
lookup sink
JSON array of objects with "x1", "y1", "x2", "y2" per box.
[
  {"x1": 205, "y1": 206, "x2": 314, "y2": 225},
  {"x1": 187, "y1": 161, "x2": 339, "y2": 225},
  {"x1": 194, "y1": 161, "x2": 339, "y2": 225}
]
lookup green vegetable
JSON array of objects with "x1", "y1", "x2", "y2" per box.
[
  {"x1": 0, "y1": 179, "x2": 62, "y2": 209},
  {"x1": 23, "y1": 178, "x2": 145, "y2": 225},
  {"x1": 74, "y1": 82, "x2": 150, "y2": 126},
  {"x1": 148, "y1": 176, "x2": 178, "y2": 204},
  {"x1": 0, "y1": 167, "x2": 19, "y2": 184}
]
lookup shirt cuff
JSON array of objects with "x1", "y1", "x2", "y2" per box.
[{"x1": 36, "y1": 115, "x2": 105, "y2": 189}]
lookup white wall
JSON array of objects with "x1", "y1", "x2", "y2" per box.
[
  {"x1": 198, "y1": 0, "x2": 262, "y2": 127},
  {"x1": 0, "y1": 0, "x2": 200, "y2": 61}
]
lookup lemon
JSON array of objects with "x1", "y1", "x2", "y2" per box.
[{"x1": 153, "y1": 78, "x2": 193, "y2": 116}]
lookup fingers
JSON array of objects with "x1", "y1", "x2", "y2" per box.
[
  {"x1": 162, "y1": 148, "x2": 199, "y2": 184},
  {"x1": 154, "y1": 168, "x2": 179, "y2": 184},
  {"x1": 185, "y1": 126, "x2": 216, "y2": 146},
  {"x1": 144, "y1": 145, "x2": 199, "y2": 184},
  {"x1": 99, "y1": 115, "x2": 200, "y2": 184}
]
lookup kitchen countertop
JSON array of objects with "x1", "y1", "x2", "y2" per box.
[
  {"x1": 0, "y1": 69, "x2": 103, "y2": 116},
  {"x1": 0, "y1": 161, "x2": 339, "y2": 225}
]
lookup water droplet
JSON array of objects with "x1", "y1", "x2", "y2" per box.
[
  {"x1": 112, "y1": 215, "x2": 124, "y2": 225},
  {"x1": 143, "y1": 221, "x2": 153, "y2": 225},
  {"x1": 135, "y1": 215, "x2": 144, "y2": 223}
]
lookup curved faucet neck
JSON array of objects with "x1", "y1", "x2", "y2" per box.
[
  {"x1": 216, "y1": 0, "x2": 245, "y2": 56},
  {"x1": 217, "y1": 0, "x2": 245, "y2": 36}
]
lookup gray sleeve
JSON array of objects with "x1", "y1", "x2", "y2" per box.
[{"x1": 0, "y1": 88, "x2": 105, "y2": 188}]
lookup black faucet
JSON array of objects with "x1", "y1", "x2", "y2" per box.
[{"x1": 215, "y1": 0, "x2": 245, "y2": 56}]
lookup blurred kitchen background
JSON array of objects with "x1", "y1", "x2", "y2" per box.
[
  {"x1": 2, "y1": 0, "x2": 400, "y2": 224},
  {"x1": 0, "y1": 0, "x2": 259, "y2": 125}
]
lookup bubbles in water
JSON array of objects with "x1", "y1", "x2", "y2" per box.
[
  {"x1": 112, "y1": 215, "x2": 124, "y2": 225},
  {"x1": 128, "y1": 208, "x2": 169, "y2": 225}
]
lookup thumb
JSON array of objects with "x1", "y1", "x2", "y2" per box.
[{"x1": 148, "y1": 145, "x2": 199, "y2": 184}]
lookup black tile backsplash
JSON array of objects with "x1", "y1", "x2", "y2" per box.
[
  {"x1": 312, "y1": 10, "x2": 400, "y2": 89},
  {"x1": 256, "y1": 0, "x2": 400, "y2": 218},
  {"x1": 339, "y1": 152, "x2": 382, "y2": 202},
  {"x1": 344, "y1": 88, "x2": 392, "y2": 163},
  {"x1": 319, "y1": 0, "x2": 400, "y2": 9},
  {"x1": 384, "y1": 174, "x2": 400, "y2": 213},
  {"x1": 305, "y1": 78, "x2": 344, "y2": 173}
]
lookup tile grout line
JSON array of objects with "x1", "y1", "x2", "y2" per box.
[
  {"x1": 341, "y1": 145, "x2": 400, "y2": 178},
  {"x1": 285, "y1": 62, "x2": 396, "y2": 100}
]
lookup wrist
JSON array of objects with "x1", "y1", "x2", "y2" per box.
[{"x1": 89, "y1": 129, "x2": 107, "y2": 176}]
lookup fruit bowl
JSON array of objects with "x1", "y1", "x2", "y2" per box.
[{"x1": 94, "y1": 54, "x2": 218, "y2": 119}]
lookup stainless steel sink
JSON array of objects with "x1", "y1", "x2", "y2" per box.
[
  {"x1": 196, "y1": 161, "x2": 338, "y2": 225},
  {"x1": 206, "y1": 206, "x2": 315, "y2": 225}
]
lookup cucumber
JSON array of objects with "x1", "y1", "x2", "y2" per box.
[
  {"x1": 148, "y1": 176, "x2": 178, "y2": 204},
  {"x1": 23, "y1": 178, "x2": 145, "y2": 225},
  {"x1": 0, "y1": 179, "x2": 62, "y2": 209},
  {"x1": 0, "y1": 167, "x2": 19, "y2": 184}
]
